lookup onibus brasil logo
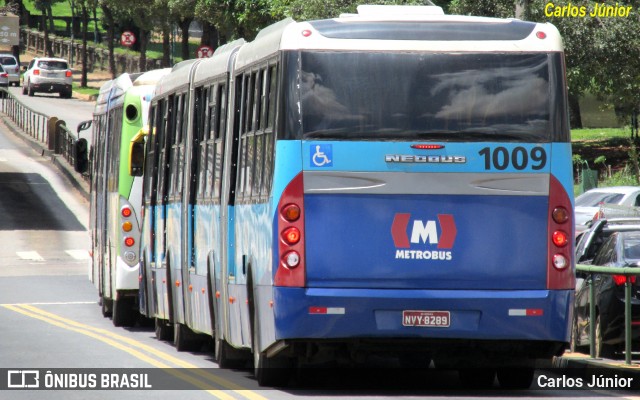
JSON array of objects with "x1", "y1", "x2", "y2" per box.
[{"x1": 391, "y1": 213, "x2": 457, "y2": 260}]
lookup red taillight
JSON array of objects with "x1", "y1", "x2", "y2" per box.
[
  {"x1": 33, "y1": 69, "x2": 40, "y2": 75},
  {"x1": 121, "y1": 207, "x2": 132, "y2": 218},
  {"x1": 613, "y1": 275, "x2": 637, "y2": 286},
  {"x1": 547, "y1": 175, "x2": 575, "y2": 289},
  {"x1": 552, "y1": 230, "x2": 569, "y2": 247},
  {"x1": 282, "y1": 227, "x2": 300, "y2": 245},
  {"x1": 0, "y1": 73, "x2": 7, "y2": 78},
  {"x1": 65, "y1": 70, "x2": 72, "y2": 77},
  {"x1": 124, "y1": 237, "x2": 135, "y2": 247},
  {"x1": 275, "y1": 173, "x2": 305, "y2": 287},
  {"x1": 536, "y1": 31, "x2": 547, "y2": 39}
]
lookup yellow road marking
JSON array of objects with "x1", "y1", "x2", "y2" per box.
[{"x1": 2, "y1": 304, "x2": 268, "y2": 400}]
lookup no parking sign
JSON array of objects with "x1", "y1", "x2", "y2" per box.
[
  {"x1": 120, "y1": 31, "x2": 136, "y2": 47},
  {"x1": 196, "y1": 45, "x2": 214, "y2": 58}
]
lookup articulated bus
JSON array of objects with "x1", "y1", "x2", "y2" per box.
[
  {"x1": 134, "y1": 5, "x2": 574, "y2": 388},
  {"x1": 89, "y1": 69, "x2": 170, "y2": 327}
]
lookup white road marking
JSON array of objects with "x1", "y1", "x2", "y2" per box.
[
  {"x1": 16, "y1": 251, "x2": 44, "y2": 261},
  {"x1": 65, "y1": 250, "x2": 90, "y2": 260}
]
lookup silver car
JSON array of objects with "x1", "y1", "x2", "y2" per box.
[
  {"x1": 22, "y1": 57, "x2": 73, "y2": 98},
  {"x1": 0, "y1": 54, "x2": 20, "y2": 86}
]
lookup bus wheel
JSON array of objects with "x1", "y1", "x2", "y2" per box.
[
  {"x1": 174, "y1": 323, "x2": 201, "y2": 352},
  {"x1": 215, "y1": 336, "x2": 247, "y2": 369},
  {"x1": 458, "y1": 368, "x2": 496, "y2": 389},
  {"x1": 112, "y1": 297, "x2": 137, "y2": 327},
  {"x1": 155, "y1": 318, "x2": 173, "y2": 341},
  {"x1": 496, "y1": 368, "x2": 534, "y2": 389},
  {"x1": 254, "y1": 352, "x2": 291, "y2": 387},
  {"x1": 253, "y1": 313, "x2": 291, "y2": 386},
  {"x1": 101, "y1": 297, "x2": 113, "y2": 318}
]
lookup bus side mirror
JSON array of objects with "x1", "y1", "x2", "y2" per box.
[
  {"x1": 77, "y1": 120, "x2": 92, "y2": 136},
  {"x1": 129, "y1": 127, "x2": 148, "y2": 177},
  {"x1": 74, "y1": 138, "x2": 89, "y2": 173}
]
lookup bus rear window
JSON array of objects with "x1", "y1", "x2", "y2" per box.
[{"x1": 287, "y1": 51, "x2": 565, "y2": 142}]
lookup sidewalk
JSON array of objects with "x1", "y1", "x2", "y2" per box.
[{"x1": 551, "y1": 350, "x2": 640, "y2": 387}]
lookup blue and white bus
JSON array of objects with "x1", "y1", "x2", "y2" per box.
[{"x1": 134, "y1": 4, "x2": 574, "y2": 388}]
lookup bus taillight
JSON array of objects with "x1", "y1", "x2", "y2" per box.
[
  {"x1": 121, "y1": 206, "x2": 132, "y2": 218},
  {"x1": 275, "y1": 173, "x2": 305, "y2": 287},
  {"x1": 547, "y1": 176, "x2": 575, "y2": 289},
  {"x1": 124, "y1": 237, "x2": 135, "y2": 247}
]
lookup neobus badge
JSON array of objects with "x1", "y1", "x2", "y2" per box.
[
  {"x1": 391, "y1": 213, "x2": 457, "y2": 261},
  {"x1": 385, "y1": 154, "x2": 466, "y2": 163}
]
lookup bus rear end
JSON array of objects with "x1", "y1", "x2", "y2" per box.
[{"x1": 271, "y1": 12, "x2": 574, "y2": 374}]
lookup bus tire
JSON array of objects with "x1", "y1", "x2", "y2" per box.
[
  {"x1": 458, "y1": 368, "x2": 495, "y2": 389},
  {"x1": 174, "y1": 323, "x2": 200, "y2": 352},
  {"x1": 215, "y1": 336, "x2": 247, "y2": 369},
  {"x1": 101, "y1": 296, "x2": 113, "y2": 318},
  {"x1": 112, "y1": 297, "x2": 137, "y2": 327},
  {"x1": 497, "y1": 367, "x2": 534, "y2": 389},
  {"x1": 253, "y1": 313, "x2": 291, "y2": 387},
  {"x1": 155, "y1": 318, "x2": 173, "y2": 341}
]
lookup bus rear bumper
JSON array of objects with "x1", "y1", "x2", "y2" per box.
[{"x1": 273, "y1": 287, "x2": 572, "y2": 344}]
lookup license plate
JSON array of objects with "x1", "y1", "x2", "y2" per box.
[{"x1": 402, "y1": 310, "x2": 450, "y2": 327}]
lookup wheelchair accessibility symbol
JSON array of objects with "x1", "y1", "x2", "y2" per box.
[{"x1": 311, "y1": 144, "x2": 333, "y2": 167}]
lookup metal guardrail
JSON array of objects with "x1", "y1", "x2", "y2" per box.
[
  {"x1": 0, "y1": 88, "x2": 88, "y2": 182},
  {"x1": 576, "y1": 264, "x2": 639, "y2": 365}
]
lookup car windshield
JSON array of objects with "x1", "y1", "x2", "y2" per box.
[
  {"x1": 38, "y1": 61, "x2": 68, "y2": 70},
  {"x1": 575, "y1": 192, "x2": 625, "y2": 207},
  {"x1": 0, "y1": 56, "x2": 16, "y2": 65}
]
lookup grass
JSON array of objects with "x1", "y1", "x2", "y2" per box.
[{"x1": 571, "y1": 127, "x2": 631, "y2": 141}]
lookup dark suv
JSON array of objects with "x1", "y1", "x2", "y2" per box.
[{"x1": 573, "y1": 218, "x2": 640, "y2": 359}]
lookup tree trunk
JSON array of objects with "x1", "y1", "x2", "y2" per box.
[
  {"x1": 162, "y1": 26, "x2": 171, "y2": 67},
  {"x1": 81, "y1": 3, "x2": 89, "y2": 88},
  {"x1": 42, "y1": 12, "x2": 53, "y2": 57},
  {"x1": 102, "y1": 4, "x2": 116, "y2": 79},
  {"x1": 568, "y1": 92, "x2": 583, "y2": 129},
  {"x1": 200, "y1": 20, "x2": 219, "y2": 48},
  {"x1": 139, "y1": 30, "x2": 148, "y2": 72},
  {"x1": 180, "y1": 18, "x2": 192, "y2": 61}
]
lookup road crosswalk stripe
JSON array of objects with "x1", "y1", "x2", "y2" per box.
[
  {"x1": 65, "y1": 250, "x2": 90, "y2": 260},
  {"x1": 16, "y1": 251, "x2": 45, "y2": 261}
]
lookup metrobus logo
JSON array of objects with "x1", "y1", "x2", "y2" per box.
[{"x1": 391, "y1": 213, "x2": 457, "y2": 260}]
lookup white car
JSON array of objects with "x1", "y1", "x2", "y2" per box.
[
  {"x1": 574, "y1": 186, "x2": 640, "y2": 234},
  {"x1": 22, "y1": 57, "x2": 73, "y2": 98},
  {"x1": 0, "y1": 54, "x2": 20, "y2": 86}
]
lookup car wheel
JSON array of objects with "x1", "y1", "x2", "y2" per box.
[
  {"x1": 27, "y1": 83, "x2": 34, "y2": 97},
  {"x1": 21, "y1": 82, "x2": 27, "y2": 95},
  {"x1": 595, "y1": 315, "x2": 616, "y2": 359},
  {"x1": 570, "y1": 316, "x2": 587, "y2": 353}
]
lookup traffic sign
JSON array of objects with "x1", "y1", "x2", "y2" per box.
[
  {"x1": 120, "y1": 31, "x2": 136, "y2": 47},
  {"x1": 196, "y1": 45, "x2": 214, "y2": 58}
]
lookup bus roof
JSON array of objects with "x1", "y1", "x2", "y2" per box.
[{"x1": 235, "y1": 6, "x2": 562, "y2": 70}]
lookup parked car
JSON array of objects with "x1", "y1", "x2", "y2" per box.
[
  {"x1": 0, "y1": 64, "x2": 9, "y2": 88},
  {"x1": 574, "y1": 186, "x2": 640, "y2": 236},
  {"x1": 0, "y1": 54, "x2": 19, "y2": 86},
  {"x1": 572, "y1": 218, "x2": 640, "y2": 359},
  {"x1": 22, "y1": 57, "x2": 73, "y2": 98}
]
